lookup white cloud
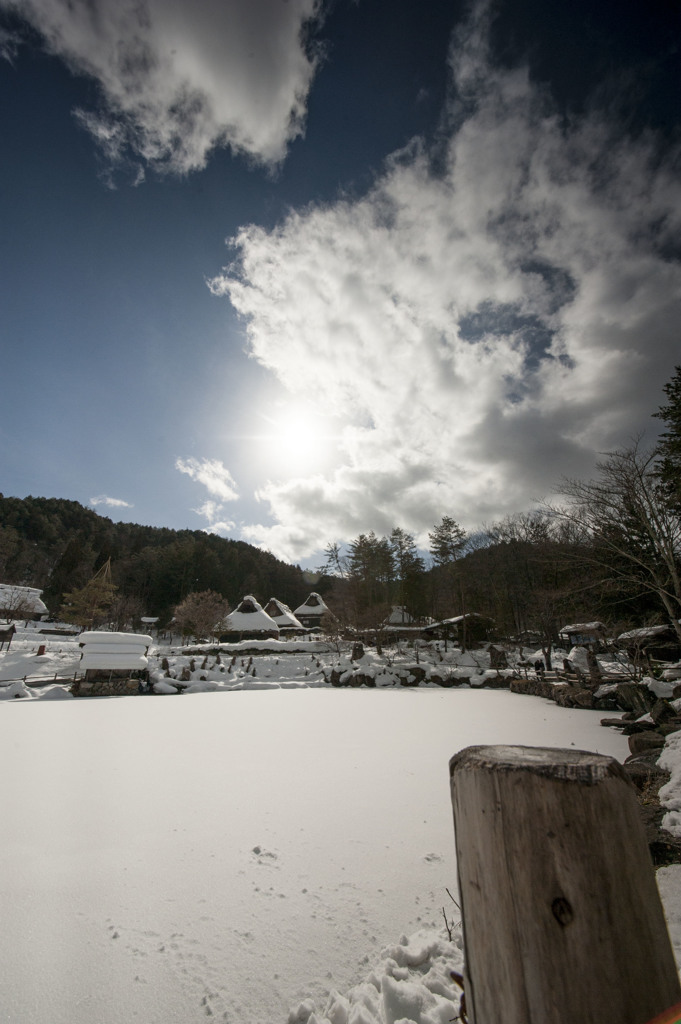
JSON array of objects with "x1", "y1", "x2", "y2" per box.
[
  {"x1": 211, "y1": 2, "x2": 681, "y2": 561},
  {"x1": 90, "y1": 494, "x2": 134, "y2": 508},
  {"x1": 3, "y1": 0, "x2": 322, "y2": 173},
  {"x1": 192, "y1": 499, "x2": 235, "y2": 536},
  {"x1": 176, "y1": 457, "x2": 239, "y2": 501}
]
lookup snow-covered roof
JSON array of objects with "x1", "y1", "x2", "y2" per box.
[
  {"x1": 560, "y1": 622, "x2": 606, "y2": 634},
  {"x1": 79, "y1": 631, "x2": 151, "y2": 669},
  {"x1": 80, "y1": 631, "x2": 153, "y2": 646},
  {"x1": 618, "y1": 625, "x2": 675, "y2": 641},
  {"x1": 436, "y1": 613, "x2": 486, "y2": 625},
  {"x1": 223, "y1": 596, "x2": 279, "y2": 633},
  {"x1": 263, "y1": 598, "x2": 304, "y2": 629},
  {"x1": 384, "y1": 606, "x2": 414, "y2": 625},
  {"x1": 293, "y1": 592, "x2": 329, "y2": 617},
  {"x1": 0, "y1": 583, "x2": 48, "y2": 616}
]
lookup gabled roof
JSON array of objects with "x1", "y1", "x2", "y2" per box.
[
  {"x1": 560, "y1": 622, "x2": 606, "y2": 634},
  {"x1": 618, "y1": 624, "x2": 676, "y2": 641},
  {"x1": 0, "y1": 583, "x2": 48, "y2": 616},
  {"x1": 384, "y1": 606, "x2": 414, "y2": 625},
  {"x1": 223, "y1": 595, "x2": 279, "y2": 633},
  {"x1": 293, "y1": 592, "x2": 329, "y2": 617},
  {"x1": 263, "y1": 598, "x2": 304, "y2": 629}
]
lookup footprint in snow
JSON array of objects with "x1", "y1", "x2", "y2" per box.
[{"x1": 251, "y1": 845, "x2": 278, "y2": 864}]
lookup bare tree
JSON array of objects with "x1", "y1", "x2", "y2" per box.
[
  {"x1": 545, "y1": 442, "x2": 681, "y2": 644},
  {"x1": 173, "y1": 590, "x2": 230, "y2": 642}
]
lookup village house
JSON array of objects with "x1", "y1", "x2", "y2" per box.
[
  {"x1": 219, "y1": 595, "x2": 280, "y2": 640},
  {"x1": 263, "y1": 598, "x2": 304, "y2": 633},
  {"x1": 293, "y1": 592, "x2": 331, "y2": 630},
  {"x1": 0, "y1": 583, "x2": 48, "y2": 621}
]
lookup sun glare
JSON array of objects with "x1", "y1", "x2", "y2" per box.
[{"x1": 254, "y1": 404, "x2": 341, "y2": 475}]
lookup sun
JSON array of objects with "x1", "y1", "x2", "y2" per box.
[{"x1": 254, "y1": 403, "x2": 341, "y2": 475}]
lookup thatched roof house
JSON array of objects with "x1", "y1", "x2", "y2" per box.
[
  {"x1": 0, "y1": 583, "x2": 48, "y2": 621},
  {"x1": 383, "y1": 606, "x2": 415, "y2": 625},
  {"x1": 263, "y1": 598, "x2": 304, "y2": 632},
  {"x1": 293, "y1": 592, "x2": 330, "y2": 629},
  {"x1": 220, "y1": 596, "x2": 279, "y2": 639}
]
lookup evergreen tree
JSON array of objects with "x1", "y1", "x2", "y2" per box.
[
  {"x1": 389, "y1": 527, "x2": 426, "y2": 617},
  {"x1": 428, "y1": 516, "x2": 467, "y2": 566},
  {"x1": 59, "y1": 559, "x2": 118, "y2": 629},
  {"x1": 347, "y1": 532, "x2": 395, "y2": 614},
  {"x1": 654, "y1": 365, "x2": 681, "y2": 515},
  {"x1": 428, "y1": 516, "x2": 467, "y2": 618}
]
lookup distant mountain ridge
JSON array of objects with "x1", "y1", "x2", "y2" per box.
[{"x1": 0, "y1": 494, "x2": 310, "y2": 621}]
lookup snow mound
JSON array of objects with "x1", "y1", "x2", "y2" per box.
[
  {"x1": 0, "y1": 679, "x2": 31, "y2": 699},
  {"x1": 287, "y1": 928, "x2": 464, "y2": 1024}
]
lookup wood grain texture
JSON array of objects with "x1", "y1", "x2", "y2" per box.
[{"x1": 450, "y1": 745, "x2": 681, "y2": 1024}]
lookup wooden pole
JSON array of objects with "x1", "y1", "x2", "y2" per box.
[{"x1": 449, "y1": 745, "x2": 681, "y2": 1024}]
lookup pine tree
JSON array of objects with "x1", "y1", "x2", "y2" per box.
[
  {"x1": 389, "y1": 527, "x2": 426, "y2": 617},
  {"x1": 59, "y1": 558, "x2": 118, "y2": 629},
  {"x1": 654, "y1": 365, "x2": 681, "y2": 515},
  {"x1": 428, "y1": 516, "x2": 467, "y2": 566},
  {"x1": 428, "y1": 516, "x2": 468, "y2": 619}
]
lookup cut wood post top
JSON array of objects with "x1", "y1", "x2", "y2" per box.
[{"x1": 449, "y1": 743, "x2": 632, "y2": 786}]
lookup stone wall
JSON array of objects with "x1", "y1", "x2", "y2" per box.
[{"x1": 71, "y1": 677, "x2": 141, "y2": 697}]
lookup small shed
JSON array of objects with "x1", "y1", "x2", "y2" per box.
[
  {"x1": 424, "y1": 613, "x2": 494, "y2": 646},
  {"x1": 219, "y1": 596, "x2": 280, "y2": 640},
  {"x1": 263, "y1": 598, "x2": 304, "y2": 632},
  {"x1": 293, "y1": 592, "x2": 331, "y2": 630},
  {"x1": 617, "y1": 624, "x2": 681, "y2": 662},
  {"x1": 558, "y1": 621, "x2": 607, "y2": 648}
]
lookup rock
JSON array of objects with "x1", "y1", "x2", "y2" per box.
[
  {"x1": 600, "y1": 717, "x2": 627, "y2": 730},
  {"x1": 628, "y1": 731, "x2": 666, "y2": 755},
  {"x1": 567, "y1": 689, "x2": 596, "y2": 709},
  {"x1": 430, "y1": 673, "x2": 457, "y2": 687},
  {"x1": 660, "y1": 722, "x2": 681, "y2": 736},
  {"x1": 593, "y1": 694, "x2": 620, "y2": 711},
  {"x1": 622, "y1": 750, "x2": 668, "y2": 791},
  {"x1": 351, "y1": 643, "x2": 364, "y2": 662},
  {"x1": 650, "y1": 699, "x2": 679, "y2": 727},
  {"x1": 483, "y1": 672, "x2": 511, "y2": 689},
  {"x1": 397, "y1": 673, "x2": 420, "y2": 687},
  {"x1": 614, "y1": 683, "x2": 655, "y2": 716}
]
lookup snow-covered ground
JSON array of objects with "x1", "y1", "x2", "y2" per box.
[
  {"x1": 0, "y1": 679, "x2": 641, "y2": 1024},
  {"x1": 3, "y1": 635, "x2": 681, "y2": 1023}
]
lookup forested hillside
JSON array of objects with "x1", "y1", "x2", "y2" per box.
[{"x1": 0, "y1": 495, "x2": 308, "y2": 622}]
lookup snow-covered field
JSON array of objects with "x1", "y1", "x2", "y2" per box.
[{"x1": 0, "y1": 675, "x2": 642, "y2": 1024}]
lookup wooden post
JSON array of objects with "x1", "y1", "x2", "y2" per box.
[{"x1": 449, "y1": 745, "x2": 681, "y2": 1024}]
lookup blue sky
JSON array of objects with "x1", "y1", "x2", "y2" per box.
[{"x1": 1, "y1": 0, "x2": 680, "y2": 566}]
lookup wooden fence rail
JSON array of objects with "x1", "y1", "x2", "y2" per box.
[
  {"x1": 449, "y1": 745, "x2": 681, "y2": 1024},
  {"x1": 0, "y1": 673, "x2": 78, "y2": 688}
]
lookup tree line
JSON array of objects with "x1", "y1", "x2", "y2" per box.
[{"x1": 0, "y1": 496, "x2": 306, "y2": 625}]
